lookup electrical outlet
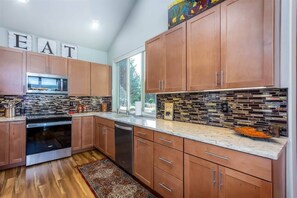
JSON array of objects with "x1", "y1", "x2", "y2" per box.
[{"x1": 221, "y1": 103, "x2": 229, "y2": 113}]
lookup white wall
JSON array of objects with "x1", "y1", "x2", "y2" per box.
[
  {"x1": 107, "y1": 0, "x2": 172, "y2": 65},
  {"x1": 0, "y1": 26, "x2": 108, "y2": 64}
]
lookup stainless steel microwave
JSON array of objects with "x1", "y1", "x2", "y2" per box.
[{"x1": 26, "y1": 73, "x2": 68, "y2": 94}]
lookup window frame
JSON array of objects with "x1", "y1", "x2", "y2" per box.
[{"x1": 114, "y1": 48, "x2": 156, "y2": 117}]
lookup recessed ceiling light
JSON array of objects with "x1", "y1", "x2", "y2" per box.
[
  {"x1": 18, "y1": 0, "x2": 29, "y2": 3},
  {"x1": 91, "y1": 20, "x2": 100, "y2": 30}
]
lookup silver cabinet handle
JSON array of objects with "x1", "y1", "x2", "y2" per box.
[
  {"x1": 205, "y1": 151, "x2": 229, "y2": 161},
  {"x1": 137, "y1": 132, "x2": 147, "y2": 136},
  {"x1": 158, "y1": 80, "x2": 161, "y2": 91},
  {"x1": 211, "y1": 169, "x2": 216, "y2": 187},
  {"x1": 159, "y1": 138, "x2": 172, "y2": 144},
  {"x1": 159, "y1": 183, "x2": 172, "y2": 192},
  {"x1": 137, "y1": 138, "x2": 148, "y2": 144},
  {"x1": 219, "y1": 171, "x2": 223, "y2": 192},
  {"x1": 216, "y1": 72, "x2": 220, "y2": 86},
  {"x1": 159, "y1": 157, "x2": 173, "y2": 165},
  {"x1": 221, "y1": 71, "x2": 224, "y2": 85}
]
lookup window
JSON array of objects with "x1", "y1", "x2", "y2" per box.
[{"x1": 117, "y1": 51, "x2": 156, "y2": 116}]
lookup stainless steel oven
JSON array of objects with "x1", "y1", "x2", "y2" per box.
[
  {"x1": 26, "y1": 73, "x2": 68, "y2": 94},
  {"x1": 26, "y1": 115, "x2": 72, "y2": 166}
]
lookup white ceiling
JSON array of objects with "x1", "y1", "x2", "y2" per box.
[{"x1": 0, "y1": 0, "x2": 137, "y2": 51}]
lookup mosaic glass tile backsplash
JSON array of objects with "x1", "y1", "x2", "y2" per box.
[
  {"x1": 0, "y1": 95, "x2": 112, "y2": 116},
  {"x1": 157, "y1": 88, "x2": 288, "y2": 136}
]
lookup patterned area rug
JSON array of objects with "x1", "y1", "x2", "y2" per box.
[{"x1": 78, "y1": 159, "x2": 156, "y2": 198}]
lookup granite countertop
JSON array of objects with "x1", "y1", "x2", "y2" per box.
[
  {"x1": 73, "y1": 112, "x2": 288, "y2": 160},
  {"x1": 0, "y1": 116, "x2": 26, "y2": 122}
]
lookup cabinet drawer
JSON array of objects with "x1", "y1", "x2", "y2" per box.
[
  {"x1": 134, "y1": 127, "x2": 154, "y2": 141},
  {"x1": 154, "y1": 143, "x2": 183, "y2": 181},
  {"x1": 95, "y1": 117, "x2": 114, "y2": 128},
  {"x1": 154, "y1": 167, "x2": 183, "y2": 198},
  {"x1": 184, "y1": 139, "x2": 272, "y2": 181},
  {"x1": 154, "y1": 132, "x2": 183, "y2": 151}
]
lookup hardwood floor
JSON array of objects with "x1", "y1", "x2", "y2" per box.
[{"x1": 0, "y1": 150, "x2": 105, "y2": 198}]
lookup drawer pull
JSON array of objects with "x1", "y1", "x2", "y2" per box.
[
  {"x1": 159, "y1": 183, "x2": 172, "y2": 192},
  {"x1": 219, "y1": 171, "x2": 223, "y2": 191},
  {"x1": 137, "y1": 138, "x2": 148, "y2": 144},
  {"x1": 211, "y1": 169, "x2": 216, "y2": 187},
  {"x1": 159, "y1": 157, "x2": 173, "y2": 165},
  {"x1": 159, "y1": 138, "x2": 172, "y2": 144},
  {"x1": 137, "y1": 132, "x2": 147, "y2": 136},
  {"x1": 205, "y1": 151, "x2": 229, "y2": 161}
]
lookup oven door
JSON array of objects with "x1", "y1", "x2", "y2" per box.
[{"x1": 26, "y1": 121, "x2": 71, "y2": 155}]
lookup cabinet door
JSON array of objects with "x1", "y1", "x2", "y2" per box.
[
  {"x1": 68, "y1": 59, "x2": 91, "y2": 96},
  {"x1": 187, "y1": 5, "x2": 221, "y2": 91},
  {"x1": 81, "y1": 116, "x2": 94, "y2": 149},
  {"x1": 98, "y1": 125, "x2": 106, "y2": 153},
  {"x1": 0, "y1": 122, "x2": 9, "y2": 166},
  {"x1": 145, "y1": 35, "x2": 165, "y2": 93},
  {"x1": 27, "y1": 52, "x2": 49, "y2": 74},
  {"x1": 164, "y1": 23, "x2": 187, "y2": 92},
  {"x1": 0, "y1": 47, "x2": 26, "y2": 95},
  {"x1": 9, "y1": 122, "x2": 26, "y2": 164},
  {"x1": 221, "y1": 0, "x2": 274, "y2": 88},
  {"x1": 91, "y1": 63, "x2": 112, "y2": 96},
  {"x1": 134, "y1": 137, "x2": 154, "y2": 188},
  {"x1": 184, "y1": 154, "x2": 218, "y2": 198},
  {"x1": 72, "y1": 117, "x2": 82, "y2": 151},
  {"x1": 219, "y1": 167, "x2": 272, "y2": 198},
  {"x1": 48, "y1": 56, "x2": 68, "y2": 76},
  {"x1": 105, "y1": 127, "x2": 115, "y2": 160},
  {"x1": 94, "y1": 123, "x2": 101, "y2": 149}
]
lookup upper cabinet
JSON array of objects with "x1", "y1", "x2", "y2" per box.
[
  {"x1": 27, "y1": 52, "x2": 67, "y2": 76},
  {"x1": 145, "y1": 23, "x2": 187, "y2": 93},
  {"x1": 187, "y1": 6, "x2": 221, "y2": 91},
  {"x1": 145, "y1": 0, "x2": 278, "y2": 92},
  {"x1": 221, "y1": 0, "x2": 274, "y2": 88},
  {"x1": 68, "y1": 59, "x2": 91, "y2": 96},
  {"x1": 0, "y1": 47, "x2": 26, "y2": 95},
  {"x1": 91, "y1": 63, "x2": 112, "y2": 97}
]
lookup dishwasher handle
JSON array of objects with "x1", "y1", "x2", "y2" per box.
[{"x1": 115, "y1": 124, "x2": 133, "y2": 131}]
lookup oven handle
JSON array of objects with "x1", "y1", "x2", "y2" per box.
[
  {"x1": 26, "y1": 121, "x2": 72, "y2": 128},
  {"x1": 115, "y1": 124, "x2": 133, "y2": 131}
]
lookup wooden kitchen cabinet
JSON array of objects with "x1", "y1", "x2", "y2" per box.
[
  {"x1": 72, "y1": 116, "x2": 94, "y2": 152},
  {"x1": 81, "y1": 116, "x2": 94, "y2": 149},
  {"x1": 91, "y1": 63, "x2": 112, "y2": 97},
  {"x1": 219, "y1": 167, "x2": 272, "y2": 198},
  {"x1": 187, "y1": 5, "x2": 221, "y2": 91},
  {"x1": 184, "y1": 154, "x2": 218, "y2": 198},
  {"x1": 0, "y1": 122, "x2": 9, "y2": 166},
  {"x1": 27, "y1": 52, "x2": 48, "y2": 74},
  {"x1": 95, "y1": 118, "x2": 115, "y2": 160},
  {"x1": 163, "y1": 23, "x2": 186, "y2": 92},
  {"x1": 145, "y1": 23, "x2": 186, "y2": 93},
  {"x1": 9, "y1": 122, "x2": 26, "y2": 164},
  {"x1": 0, "y1": 47, "x2": 26, "y2": 95},
  {"x1": 134, "y1": 137, "x2": 154, "y2": 188},
  {"x1": 72, "y1": 117, "x2": 82, "y2": 152},
  {"x1": 221, "y1": 0, "x2": 274, "y2": 88},
  {"x1": 94, "y1": 123, "x2": 101, "y2": 149},
  {"x1": 48, "y1": 56, "x2": 68, "y2": 76},
  {"x1": 145, "y1": 35, "x2": 165, "y2": 93},
  {"x1": 68, "y1": 59, "x2": 91, "y2": 96}
]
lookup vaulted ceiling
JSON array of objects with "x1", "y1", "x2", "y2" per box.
[{"x1": 0, "y1": 0, "x2": 137, "y2": 51}]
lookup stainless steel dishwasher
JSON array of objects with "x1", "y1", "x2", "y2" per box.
[{"x1": 115, "y1": 122, "x2": 134, "y2": 174}]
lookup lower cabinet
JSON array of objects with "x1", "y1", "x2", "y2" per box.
[
  {"x1": 133, "y1": 136, "x2": 154, "y2": 188},
  {"x1": 72, "y1": 116, "x2": 94, "y2": 153},
  {"x1": 184, "y1": 154, "x2": 273, "y2": 198},
  {"x1": 94, "y1": 118, "x2": 115, "y2": 160},
  {"x1": 0, "y1": 121, "x2": 26, "y2": 168}
]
